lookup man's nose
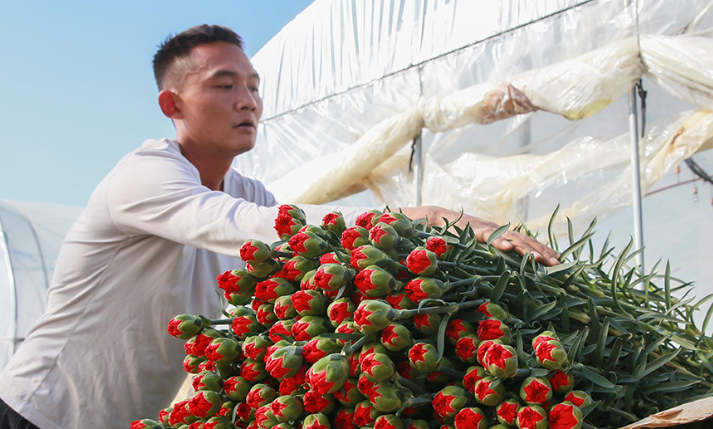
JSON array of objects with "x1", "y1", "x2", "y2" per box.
[{"x1": 235, "y1": 86, "x2": 257, "y2": 110}]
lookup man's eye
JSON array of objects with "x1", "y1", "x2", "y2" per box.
[
  {"x1": 217, "y1": 85, "x2": 233, "y2": 89},
  {"x1": 250, "y1": 86, "x2": 260, "y2": 93}
]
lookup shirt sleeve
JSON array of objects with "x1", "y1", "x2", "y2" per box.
[{"x1": 106, "y1": 147, "x2": 377, "y2": 258}]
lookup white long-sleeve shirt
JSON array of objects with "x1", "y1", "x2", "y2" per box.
[{"x1": 0, "y1": 138, "x2": 369, "y2": 429}]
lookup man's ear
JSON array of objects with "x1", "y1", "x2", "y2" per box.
[{"x1": 158, "y1": 90, "x2": 183, "y2": 120}]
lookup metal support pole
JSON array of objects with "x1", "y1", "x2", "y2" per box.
[
  {"x1": 628, "y1": 87, "x2": 645, "y2": 274},
  {"x1": 414, "y1": 132, "x2": 423, "y2": 206}
]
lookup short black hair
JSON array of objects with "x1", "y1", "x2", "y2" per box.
[{"x1": 153, "y1": 24, "x2": 244, "y2": 90}]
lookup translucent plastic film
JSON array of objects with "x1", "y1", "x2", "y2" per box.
[{"x1": 242, "y1": 0, "x2": 713, "y2": 232}]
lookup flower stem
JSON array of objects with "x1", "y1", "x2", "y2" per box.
[{"x1": 209, "y1": 319, "x2": 234, "y2": 325}]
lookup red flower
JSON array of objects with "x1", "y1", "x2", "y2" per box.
[
  {"x1": 523, "y1": 379, "x2": 550, "y2": 404},
  {"x1": 536, "y1": 342, "x2": 557, "y2": 363},
  {"x1": 381, "y1": 325, "x2": 399, "y2": 346},
  {"x1": 497, "y1": 401, "x2": 519, "y2": 425},
  {"x1": 406, "y1": 249, "x2": 435, "y2": 275},
  {"x1": 323, "y1": 212, "x2": 341, "y2": 226},
  {"x1": 454, "y1": 408, "x2": 484, "y2": 429},
  {"x1": 288, "y1": 232, "x2": 310, "y2": 255},
  {"x1": 358, "y1": 373, "x2": 376, "y2": 394},
  {"x1": 335, "y1": 408, "x2": 357, "y2": 429},
  {"x1": 463, "y1": 367, "x2": 485, "y2": 393},
  {"x1": 320, "y1": 253, "x2": 340, "y2": 264},
  {"x1": 405, "y1": 279, "x2": 429, "y2": 302},
  {"x1": 432, "y1": 392, "x2": 455, "y2": 417},
  {"x1": 549, "y1": 370, "x2": 572, "y2": 392},
  {"x1": 355, "y1": 212, "x2": 377, "y2": 229},
  {"x1": 232, "y1": 317, "x2": 255, "y2": 337},
  {"x1": 474, "y1": 379, "x2": 496, "y2": 401},
  {"x1": 354, "y1": 270, "x2": 377, "y2": 292},
  {"x1": 255, "y1": 279, "x2": 280, "y2": 302},
  {"x1": 518, "y1": 406, "x2": 546, "y2": 429},
  {"x1": 408, "y1": 343, "x2": 429, "y2": 364},
  {"x1": 292, "y1": 291, "x2": 314, "y2": 314},
  {"x1": 548, "y1": 403, "x2": 580, "y2": 429},
  {"x1": 342, "y1": 227, "x2": 368, "y2": 250},
  {"x1": 306, "y1": 367, "x2": 337, "y2": 395},
  {"x1": 484, "y1": 343, "x2": 513, "y2": 369},
  {"x1": 350, "y1": 248, "x2": 369, "y2": 270},
  {"x1": 445, "y1": 319, "x2": 469, "y2": 341},
  {"x1": 533, "y1": 334, "x2": 558, "y2": 350},
  {"x1": 477, "y1": 319, "x2": 505, "y2": 341},
  {"x1": 304, "y1": 390, "x2": 332, "y2": 413},
  {"x1": 426, "y1": 236, "x2": 449, "y2": 258},
  {"x1": 354, "y1": 402, "x2": 377, "y2": 426},
  {"x1": 455, "y1": 336, "x2": 478, "y2": 362},
  {"x1": 413, "y1": 314, "x2": 435, "y2": 330},
  {"x1": 564, "y1": 391, "x2": 588, "y2": 407},
  {"x1": 217, "y1": 270, "x2": 241, "y2": 293},
  {"x1": 191, "y1": 332, "x2": 213, "y2": 357},
  {"x1": 188, "y1": 391, "x2": 217, "y2": 418},
  {"x1": 328, "y1": 301, "x2": 352, "y2": 325},
  {"x1": 370, "y1": 226, "x2": 389, "y2": 244}
]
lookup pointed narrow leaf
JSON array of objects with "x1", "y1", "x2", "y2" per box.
[
  {"x1": 547, "y1": 204, "x2": 560, "y2": 251},
  {"x1": 641, "y1": 349, "x2": 681, "y2": 377},
  {"x1": 582, "y1": 366, "x2": 615, "y2": 388},
  {"x1": 490, "y1": 272, "x2": 510, "y2": 303},
  {"x1": 436, "y1": 312, "x2": 451, "y2": 362},
  {"x1": 642, "y1": 380, "x2": 700, "y2": 395},
  {"x1": 665, "y1": 261, "x2": 672, "y2": 311},
  {"x1": 595, "y1": 317, "x2": 609, "y2": 370},
  {"x1": 487, "y1": 222, "x2": 510, "y2": 248}
]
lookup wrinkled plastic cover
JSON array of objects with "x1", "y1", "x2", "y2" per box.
[
  {"x1": 242, "y1": 0, "x2": 713, "y2": 227},
  {"x1": 0, "y1": 200, "x2": 82, "y2": 370}
]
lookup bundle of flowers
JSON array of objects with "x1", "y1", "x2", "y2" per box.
[{"x1": 133, "y1": 205, "x2": 713, "y2": 429}]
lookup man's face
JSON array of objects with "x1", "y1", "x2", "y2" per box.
[{"x1": 172, "y1": 41, "x2": 263, "y2": 158}]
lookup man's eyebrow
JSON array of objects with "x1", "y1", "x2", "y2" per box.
[{"x1": 210, "y1": 69, "x2": 260, "y2": 81}]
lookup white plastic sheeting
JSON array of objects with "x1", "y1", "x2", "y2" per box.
[
  {"x1": 0, "y1": 200, "x2": 82, "y2": 370},
  {"x1": 241, "y1": 0, "x2": 713, "y2": 229}
]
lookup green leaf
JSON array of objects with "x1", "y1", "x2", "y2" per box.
[
  {"x1": 456, "y1": 239, "x2": 478, "y2": 266},
  {"x1": 558, "y1": 232, "x2": 596, "y2": 264},
  {"x1": 641, "y1": 349, "x2": 681, "y2": 378},
  {"x1": 215, "y1": 290, "x2": 231, "y2": 318},
  {"x1": 587, "y1": 297, "x2": 601, "y2": 338},
  {"x1": 529, "y1": 300, "x2": 558, "y2": 320},
  {"x1": 580, "y1": 401, "x2": 601, "y2": 418},
  {"x1": 436, "y1": 312, "x2": 451, "y2": 362},
  {"x1": 490, "y1": 272, "x2": 510, "y2": 304},
  {"x1": 582, "y1": 366, "x2": 615, "y2": 388},
  {"x1": 671, "y1": 335, "x2": 698, "y2": 350},
  {"x1": 595, "y1": 317, "x2": 609, "y2": 370},
  {"x1": 665, "y1": 261, "x2": 672, "y2": 311},
  {"x1": 610, "y1": 238, "x2": 634, "y2": 316},
  {"x1": 487, "y1": 222, "x2": 510, "y2": 248},
  {"x1": 547, "y1": 204, "x2": 560, "y2": 251},
  {"x1": 642, "y1": 380, "x2": 700, "y2": 395},
  {"x1": 702, "y1": 299, "x2": 713, "y2": 337},
  {"x1": 607, "y1": 337, "x2": 623, "y2": 369},
  {"x1": 545, "y1": 260, "x2": 580, "y2": 275}
]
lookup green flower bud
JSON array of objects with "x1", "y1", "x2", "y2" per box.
[
  {"x1": 405, "y1": 247, "x2": 438, "y2": 276},
  {"x1": 548, "y1": 402, "x2": 583, "y2": 429},
  {"x1": 361, "y1": 353, "x2": 396, "y2": 383},
  {"x1": 303, "y1": 413, "x2": 332, "y2": 429},
  {"x1": 355, "y1": 265, "x2": 397, "y2": 298},
  {"x1": 473, "y1": 376, "x2": 506, "y2": 407},
  {"x1": 496, "y1": 398, "x2": 520, "y2": 426},
  {"x1": 368, "y1": 384, "x2": 403, "y2": 412},
  {"x1": 334, "y1": 378, "x2": 365, "y2": 407},
  {"x1": 354, "y1": 300, "x2": 395, "y2": 334},
  {"x1": 564, "y1": 391, "x2": 593, "y2": 409},
  {"x1": 291, "y1": 315, "x2": 330, "y2": 342},
  {"x1": 247, "y1": 258, "x2": 280, "y2": 279},
  {"x1": 270, "y1": 395, "x2": 304, "y2": 422},
  {"x1": 520, "y1": 377, "x2": 552, "y2": 406},
  {"x1": 187, "y1": 390, "x2": 223, "y2": 418},
  {"x1": 183, "y1": 355, "x2": 206, "y2": 374},
  {"x1": 484, "y1": 343, "x2": 518, "y2": 379},
  {"x1": 223, "y1": 376, "x2": 251, "y2": 402},
  {"x1": 240, "y1": 240, "x2": 273, "y2": 264},
  {"x1": 407, "y1": 343, "x2": 439, "y2": 373},
  {"x1": 292, "y1": 290, "x2": 328, "y2": 317},
  {"x1": 454, "y1": 407, "x2": 488, "y2": 429},
  {"x1": 192, "y1": 371, "x2": 223, "y2": 392},
  {"x1": 306, "y1": 353, "x2": 350, "y2": 394},
  {"x1": 323, "y1": 211, "x2": 347, "y2": 234},
  {"x1": 370, "y1": 223, "x2": 400, "y2": 250},
  {"x1": 289, "y1": 231, "x2": 329, "y2": 259},
  {"x1": 350, "y1": 245, "x2": 401, "y2": 271},
  {"x1": 374, "y1": 212, "x2": 416, "y2": 238},
  {"x1": 205, "y1": 338, "x2": 240, "y2": 366},
  {"x1": 380, "y1": 322, "x2": 412, "y2": 352},
  {"x1": 534, "y1": 340, "x2": 567, "y2": 370},
  {"x1": 374, "y1": 414, "x2": 404, "y2": 429},
  {"x1": 247, "y1": 383, "x2": 277, "y2": 409},
  {"x1": 168, "y1": 314, "x2": 203, "y2": 340},
  {"x1": 433, "y1": 386, "x2": 468, "y2": 420},
  {"x1": 516, "y1": 405, "x2": 548, "y2": 429},
  {"x1": 327, "y1": 298, "x2": 356, "y2": 327}
]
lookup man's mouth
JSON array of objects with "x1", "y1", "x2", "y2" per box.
[{"x1": 235, "y1": 119, "x2": 255, "y2": 129}]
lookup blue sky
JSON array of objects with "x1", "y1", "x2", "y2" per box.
[{"x1": 0, "y1": 0, "x2": 315, "y2": 207}]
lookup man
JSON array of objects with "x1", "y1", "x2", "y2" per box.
[{"x1": 0, "y1": 25, "x2": 558, "y2": 429}]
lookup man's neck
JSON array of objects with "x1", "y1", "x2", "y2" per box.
[{"x1": 177, "y1": 142, "x2": 232, "y2": 191}]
